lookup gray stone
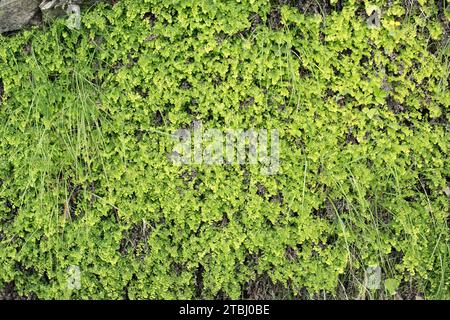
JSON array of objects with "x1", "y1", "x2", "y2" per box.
[{"x1": 0, "y1": 0, "x2": 41, "y2": 33}]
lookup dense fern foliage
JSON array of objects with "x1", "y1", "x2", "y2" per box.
[{"x1": 0, "y1": 0, "x2": 448, "y2": 299}]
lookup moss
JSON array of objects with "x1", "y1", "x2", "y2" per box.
[{"x1": 0, "y1": 0, "x2": 448, "y2": 299}]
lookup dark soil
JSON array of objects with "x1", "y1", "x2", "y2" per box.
[
  {"x1": 0, "y1": 282, "x2": 36, "y2": 300},
  {"x1": 244, "y1": 273, "x2": 304, "y2": 299},
  {"x1": 119, "y1": 221, "x2": 151, "y2": 259}
]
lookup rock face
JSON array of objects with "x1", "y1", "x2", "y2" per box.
[{"x1": 0, "y1": 0, "x2": 41, "y2": 33}]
